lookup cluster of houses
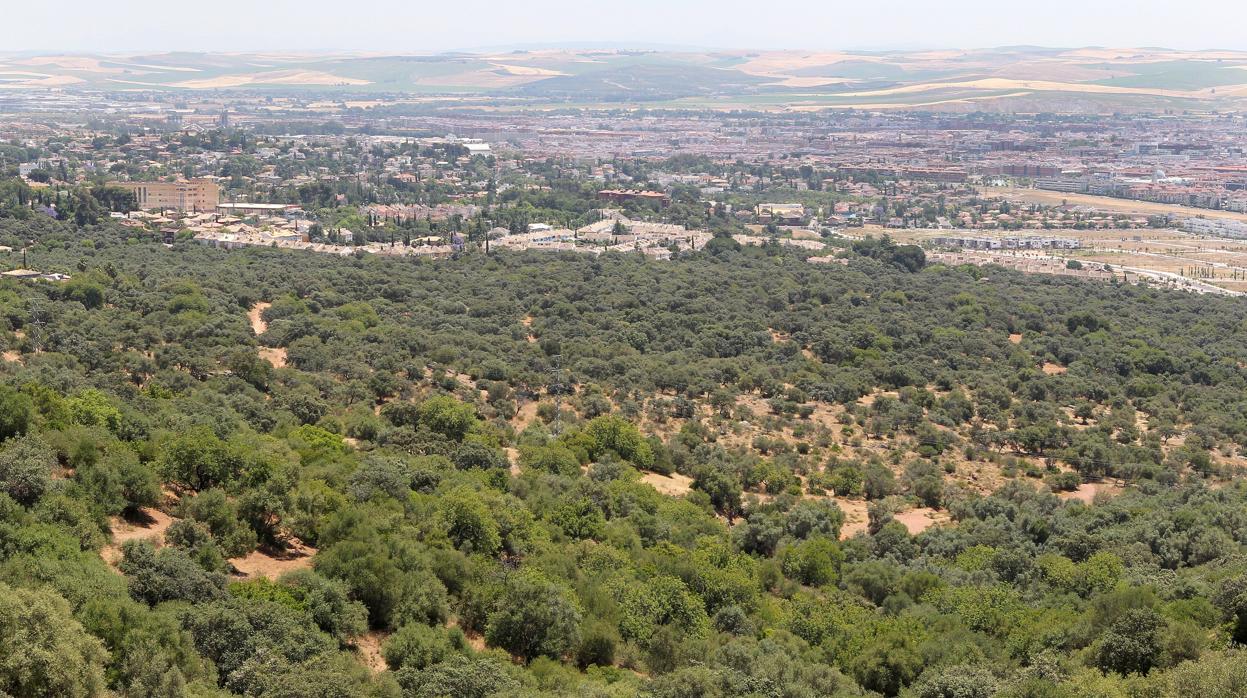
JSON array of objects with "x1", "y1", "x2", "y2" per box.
[
  {"x1": 927, "y1": 251, "x2": 1129, "y2": 281},
  {"x1": 493, "y1": 211, "x2": 713, "y2": 259},
  {"x1": 930, "y1": 234, "x2": 1082, "y2": 250},
  {"x1": 1180, "y1": 217, "x2": 1247, "y2": 239}
]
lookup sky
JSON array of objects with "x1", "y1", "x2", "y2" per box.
[{"x1": 3, "y1": 0, "x2": 1245, "y2": 53}]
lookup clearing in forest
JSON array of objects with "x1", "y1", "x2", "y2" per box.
[
  {"x1": 836, "y1": 497, "x2": 871, "y2": 539},
  {"x1": 641, "y1": 471, "x2": 694, "y2": 497},
  {"x1": 101, "y1": 507, "x2": 175, "y2": 567},
  {"x1": 1058, "y1": 481, "x2": 1123, "y2": 504},
  {"x1": 894, "y1": 507, "x2": 951, "y2": 535},
  {"x1": 230, "y1": 540, "x2": 317, "y2": 580}
]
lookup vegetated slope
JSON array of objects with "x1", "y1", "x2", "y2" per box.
[
  {"x1": 513, "y1": 61, "x2": 773, "y2": 101},
  {"x1": 7, "y1": 47, "x2": 1247, "y2": 111},
  {"x1": 0, "y1": 214, "x2": 1246, "y2": 696}
]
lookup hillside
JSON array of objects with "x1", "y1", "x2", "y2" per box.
[
  {"x1": 0, "y1": 212, "x2": 1246, "y2": 695},
  {"x1": 5, "y1": 47, "x2": 1247, "y2": 110}
]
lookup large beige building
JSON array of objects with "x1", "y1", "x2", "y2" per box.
[{"x1": 121, "y1": 179, "x2": 220, "y2": 212}]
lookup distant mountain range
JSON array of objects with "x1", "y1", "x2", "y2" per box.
[{"x1": 4, "y1": 47, "x2": 1247, "y2": 111}]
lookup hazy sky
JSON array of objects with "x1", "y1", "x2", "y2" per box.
[{"x1": 4, "y1": 0, "x2": 1245, "y2": 53}]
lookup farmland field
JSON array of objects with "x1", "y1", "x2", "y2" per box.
[
  {"x1": 879, "y1": 225, "x2": 1247, "y2": 291},
  {"x1": 990, "y1": 186, "x2": 1247, "y2": 222}
]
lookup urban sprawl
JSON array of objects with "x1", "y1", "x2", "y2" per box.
[{"x1": 4, "y1": 91, "x2": 1247, "y2": 291}]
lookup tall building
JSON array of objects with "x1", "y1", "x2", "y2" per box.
[{"x1": 120, "y1": 179, "x2": 221, "y2": 212}]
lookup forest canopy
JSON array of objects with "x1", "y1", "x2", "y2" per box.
[{"x1": 0, "y1": 214, "x2": 1245, "y2": 697}]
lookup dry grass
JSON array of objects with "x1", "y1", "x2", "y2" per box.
[
  {"x1": 259, "y1": 347, "x2": 288, "y2": 368},
  {"x1": 836, "y1": 497, "x2": 870, "y2": 539},
  {"x1": 1058, "y1": 481, "x2": 1124, "y2": 504},
  {"x1": 894, "y1": 507, "x2": 951, "y2": 534},
  {"x1": 641, "y1": 471, "x2": 694, "y2": 497},
  {"x1": 490, "y1": 63, "x2": 567, "y2": 77},
  {"x1": 511, "y1": 401, "x2": 541, "y2": 432},
  {"x1": 174, "y1": 70, "x2": 370, "y2": 89},
  {"x1": 993, "y1": 187, "x2": 1247, "y2": 223},
  {"x1": 894, "y1": 224, "x2": 1247, "y2": 291}
]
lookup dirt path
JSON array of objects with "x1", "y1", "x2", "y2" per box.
[
  {"x1": 355, "y1": 631, "x2": 390, "y2": 673},
  {"x1": 248, "y1": 302, "x2": 271, "y2": 335},
  {"x1": 248, "y1": 302, "x2": 287, "y2": 367},
  {"x1": 504, "y1": 447, "x2": 521, "y2": 476}
]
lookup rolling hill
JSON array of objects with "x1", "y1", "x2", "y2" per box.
[{"x1": 3, "y1": 46, "x2": 1247, "y2": 111}]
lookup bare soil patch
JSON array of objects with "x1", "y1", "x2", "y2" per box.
[
  {"x1": 641, "y1": 471, "x2": 694, "y2": 497},
  {"x1": 248, "y1": 302, "x2": 271, "y2": 335},
  {"x1": 994, "y1": 187, "x2": 1247, "y2": 223},
  {"x1": 175, "y1": 70, "x2": 370, "y2": 89},
  {"x1": 249, "y1": 302, "x2": 286, "y2": 367},
  {"x1": 1058, "y1": 481, "x2": 1123, "y2": 504},
  {"x1": 354, "y1": 630, "x2": 390, "y2": 673},
  {"x1": 109, "y1": 507, "x2": 174, "y2": 544},
  {"x1": 230, "y1": 540, "x2": 317, "y2": 580},
  {"x1": 835, "y1": 497, "x2": 870, "y2": 539},
  {"x1": 504, "y1": 447, "x2": 521, "y2": 476},
  {"x1": 447, "y1": 618, "x2": 487, "y2": 651},
  {"x1": 894, "y1": 507, "x2": 950, "y2": 535},
  {"x1": 102, "y1": 507, "x2": 175, "y2": 567},
  {"x1": 259, "y1": 346, "x2": 288, "y2": 368},
  {"x1": 511, "y1": 401, "x2": 541, "y2": 432},
  {"x1": 1042, "y1": 362, "x2": 1067, "y2": 375}
]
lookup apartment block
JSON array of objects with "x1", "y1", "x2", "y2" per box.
[{"x1": 121, "y1": 179, "x2": 221, "y2": 212}]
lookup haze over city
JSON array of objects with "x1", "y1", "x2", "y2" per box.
[{"x1": 3, "y1": 0, "x2": 1246, "y2": 52}]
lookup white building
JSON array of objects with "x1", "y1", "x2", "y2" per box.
[{"x1": 1181, "y1": 217, "x2": 1247, "y2": 239}]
